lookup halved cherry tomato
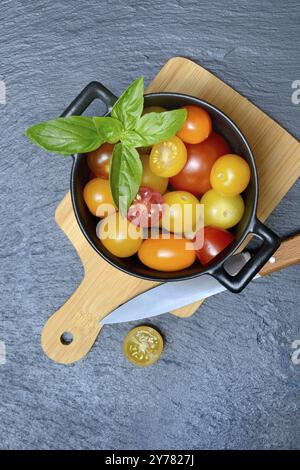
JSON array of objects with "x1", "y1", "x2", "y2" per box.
[
  {"x1": 161, "y1": 191, "x2": 200, "y2": 234},
  {"x1": 140, "y1": 154, "x2": 169, "y2": 194},
  {"x1": 194, "y1": 226, "x2": 234, "y2": 265},
  {"x1": 123, "y1": 326, "x2": 164, "y2": 367},
  {"x1": 201, "y1": 189, "x2": 244, "y2": 229},
  {"x1": 98, "y1": 213, "x2": 143, "y2": 257},
  {"x1": 210, "y1": 154, "x2": 251, "y2": 196},
  {"x1": 177, "y1": 105, "x2": 212, "y2": 144},
  {"x1": 138, "y1": 235, "x2": 196, "y2": 271},
  {"x1": 170, "y1": 132, "x2": 230, "y2": 196},
  {"x1": 83, "y1": 178, "x2": 116, "y2": 217},
  {"x1": 87, "y1": 143, "x2": 114, "y2": 179},
  {"x1": 127, "y1": 187, "x2": 164, "y2": 228},
  {"x1": 150, "y1": 136, "x2": 187, "y2": 177}
]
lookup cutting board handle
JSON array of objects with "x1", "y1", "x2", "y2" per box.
[{"x1": 41, "y1": 276, "x2": 103, "y2": 364}]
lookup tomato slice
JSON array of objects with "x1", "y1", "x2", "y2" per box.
[
  {"x1": 150, "y1": 136, "x2": 187, "y2": 177},
  {"x1": 127, "y1": 187, "x2": 164, "y2": 228},
  {"x1": 123, "y1": 326, "x2": 164, "y2": 367},
  {"x1": 194, "y1": 226, "x2": 234, "y2": 265}
]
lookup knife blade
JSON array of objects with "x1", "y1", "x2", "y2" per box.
[
  {"x1": 101, "y1": 233, "x2": 300, "y2": 326},
  {"x1": 101, "y1": 252, "x2": 251, "y2": 325}
]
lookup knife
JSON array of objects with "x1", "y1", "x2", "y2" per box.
[{"x1": 101, "y1": 233, "x2": 300, "y2": 326}]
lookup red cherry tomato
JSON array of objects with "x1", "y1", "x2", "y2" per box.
[
  {"x1": 89, "y1": 171, "x2": 97, "y2": 180},
  {"x1": 87, "y1": 143, "x2": 114, "y2": 179},
  {"x1": 194, "y1": 226, "x2": 234, "y2": 265},
  {"x1": 127, "y1": 187, "x2": 164, "y2": 228},
  {"x1": 170, "y1": 132, "x2": 230, "y2": 196}
]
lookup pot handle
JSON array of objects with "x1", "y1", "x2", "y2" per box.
[
  {"x1": 60, "y1": 81, "x2": 117, "y2": 117},
  {"x1": 211, "y1": 218, "x2": 281, "y2": 293}
]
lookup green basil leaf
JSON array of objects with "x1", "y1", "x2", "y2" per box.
[
  {"x1": 110, "y1": 143, "x2": 142, "y2": 216},
  {"x1": 92, "y1": 116, "x2": 123, "y2": 144},
  {"x1": 25, "y1": 116, "x2": 102, "y2": 155},
  {"x1": 111, "y1": 77, "x2": 144, "y2": 130},
  {"x1": 134, "y1": 109, "x2": 187, "y2": 146},
  {"x1": 120, "y1": 130, "x2": 146, "y2": 147}
]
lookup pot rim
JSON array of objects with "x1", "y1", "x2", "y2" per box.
[{"x1": 71, "y1": 91, "x2": 259, "y2": 282}]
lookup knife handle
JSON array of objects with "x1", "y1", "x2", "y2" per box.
[{"x1": 259, "y1": 233, "x2": 300, "y2": 276}]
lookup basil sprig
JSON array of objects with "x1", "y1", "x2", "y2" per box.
[
  {"x1": 109, "y1": 143, "x2": 142, "y2": 216},
  {"x1": 25, "y1": 77, "x2": 187, "y2": 215}
]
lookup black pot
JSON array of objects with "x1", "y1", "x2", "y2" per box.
[{"x1": 62, "y1": 81, "x2": 280, "y2": 293}]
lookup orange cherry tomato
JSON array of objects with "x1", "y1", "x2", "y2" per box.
[
  {"x1": 138, "y1": 235, "x2": 196, "y2": 272},
  {"x1": 83, "y1": 178, "x2": 116, "y2": 217},
  {"x1": 210, "y1": 154, "x2": 251, "y2": 196},
  {"x1": 177, "y1": 105, "x2": 212, "y2": 144},
  {"x1": 87, "y1": 143, "x2": 114, "y2": 179}
]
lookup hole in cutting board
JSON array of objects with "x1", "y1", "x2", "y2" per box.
[{"x1": 60, "y1": 332, "x2": 74, "y2": 345}]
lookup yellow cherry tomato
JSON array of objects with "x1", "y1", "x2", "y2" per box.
[
  {"x1": 98, "y1": 213, "x2": 143, "y2": 257},
  {"x1": 138, "y1": 235, "x2": 196, "y2": 272},
  {"x1": 201, "y1": 189, "x2": 244, "y2": 229},
  {"x1": 210, "y1": 154, "x2": 251, "y2": 196},
  {"x1": 161, "y1": 191, "x2": 200, "y2": 234},
  {"x1": 83, "y1": 178, "x2": 116, "y2": 217},
  {"x1": 123, "y1": 326, "x2": 164, "y2": 367},
  {"x1": 150, "y1": 136, "x2": 187, "y2": 178},
  {"x1": 142, "y1": 106, "x2": 167, "y2": 115},
  {"x1": 140, "y1": 154, "x2": 169, "y2": 194}
]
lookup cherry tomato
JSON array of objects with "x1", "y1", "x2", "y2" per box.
[
  {"x1": 140, "y1": 154, "x2": 169, "y2": 194},
  {"x1": 123, "y1": 326, "x2": 164, "y2": 367},
  {"x1": 194, "y1": 226, "x2": 234, "y2": 265},
  {"x1": 170, "y1": 132, "x2": 230, "y2": 196},
  {"x1": 138, "y1": 235, "x2": 196, "y2": 272},
  {"x1": 98, "y1": 213, "x2": 143, "y2": 257},
  {"x1": 127, "y1": 187, "x2": 164, "y2": 228},
  {"x1": 201, "y1": 189, "x2": 244, "y2": 229},
  {"x1": 87, "y1": 143, "x2": 114, "y2": 179},
  {"x1": 177, "y1": 105, "x2": 212, "y2": 144},
  {"x1": 142, "y1": 106, "x2": 167, "y2": 115},
  {"x1": 83, "y1": 178, "x2": 116, "y2": 217},
  {"x1": 150, "y1": 136, "x2": 187, "y2": 177},
  {"x1": 89, "y1": 171, "x2": 97, "y2": 180},
  {"x1": 161, "y1": 191, "x2": 200, "y2": 234},
  {"x1": 210, "y1": 154, "x2": 251, "y2": 196}
]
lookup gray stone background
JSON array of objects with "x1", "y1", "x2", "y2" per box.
[{"x1": 0, "y1": 0, "x2": 299, "y2": 450}]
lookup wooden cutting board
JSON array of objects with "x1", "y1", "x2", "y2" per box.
[{"x1": 41, "y1": 57, "x2": 300, "y2": 364}]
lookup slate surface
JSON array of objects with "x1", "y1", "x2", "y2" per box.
[{"x1": 0, "y1": 0, "x2": 299, "y2": 450}]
